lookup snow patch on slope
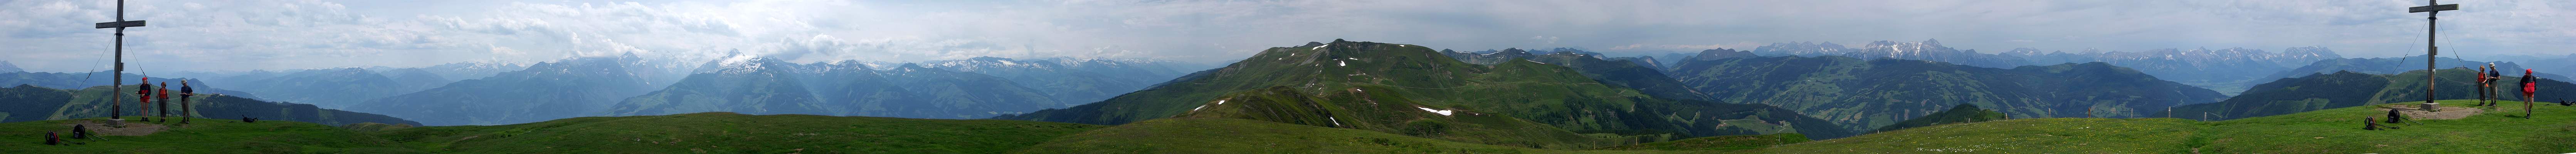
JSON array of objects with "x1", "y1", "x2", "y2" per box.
[{"x1": 1417, "y1": 107, "x2": 1453, "y2": 116}]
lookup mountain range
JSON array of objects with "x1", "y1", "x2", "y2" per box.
[
  {"x1": 1729, "y1": 40, "x2": 2345, "y2": 95},
  {"x1": 605, "y1": 55, "x2": 1079, "y2": 119},
  {"x1": 346, "y1": 55, "x2": 666, "y2": 126},
  {"x1": 2263, "y1": 55, "x2": 2571, "y2": 84},
  {"x1": 204, "y1": 68, "x2": 450, "y2": 109},
  {"x1": 1665, "y1": 53, "x2": 2228, "y2": 131}
]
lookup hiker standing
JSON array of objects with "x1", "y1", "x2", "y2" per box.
[
  {"x1": 2488, "y1": 64, "x2": 2504, "y2": 106},
  {"x1": 2524, "y1": 69, "x2": 2539, "y2": 118},
  {"x1": 180, "y1": 81, "x2": 195, "y2": 124},
  {"x1": 2478, "y1": 65, "x2": 2492, "y2": 106},
  {"x1": 135, "y1": 78, "x2": 152, "y2": 122},
  {"x1": 157, "y1": 82, "x2": 170, "y2": 122}
]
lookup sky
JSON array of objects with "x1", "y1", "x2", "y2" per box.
[{"x1": 1, "y1": 0, "x2": 2570, "y2": 72}]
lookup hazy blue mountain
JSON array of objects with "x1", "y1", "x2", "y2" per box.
[
  {"x1": 1000, "y1": 40, "x2": 1857, "y2": 140},
  {"x1": 419, "y1": 62, "x2": 529, "y2": 82},
  {"x1": 1658, "y1": 52, "x2": 1697, "y2": 67},
  {"x1": 1682, "y1": 48, "x2": 1759, "y2": 61},
  {"x1": 0, "y1": 84, "x2": 419, "y2": 126},
  {"x1": 1748, "y1": 42, "x2": 1849, "y2": 57},
  {"x1": 1667, "y1": 55, "x2": 2226, "y2": 131},
  {"x1": 0, "y1": 61, "x2": 20, "y2": 73},
  {"x1": 919, "y1": 57, "x2": 1190, "y2": 105},
  {"x1": 607, "y1": 55, "x2": 1068, "y2": 119},
  {"x1": 349, "y1": 55, "x2": 661, "y2": 126},
  {"x1": 377, "y1": 68, "x2": 456, "y2": 92},
  {"x1": 210, "y1": 68, "x2": 421, "y2": 109},
  {"x1": 1606, "y1": 55, "x2": 1665, "y2": 71},
  {"x1": 2525, "y1": 54, "x2": 2576, "y2": 77},
  {"x1": 2002, "y1": 47, "x2": 2343, "y2": 94},
  {"x1": 2263, "y1": 55, "x2": 2571, "y2": 84},
  {"x1": 2165, "y1": 69, "x2": 2576, "y2": 121}
]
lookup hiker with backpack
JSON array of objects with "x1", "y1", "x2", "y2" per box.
[
  {"x1": 2523, "y1": 69, "x2": 2538, "y2": 118},
  {"x1": 180, "y1": 81, "x2": 195, "y2": 124},
  {"x1": 71, "y1": 124, "x2": 98, "y2": 141},
  {"x1": 44, "y1": 132, "x2": 60, "y2": 146}
]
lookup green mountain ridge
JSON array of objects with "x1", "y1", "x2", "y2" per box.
[
  {"x1": 1666, "y1": 54, "x2": 2228, "y2": 131},
  {"x1": 999, "y1": 39, "x2": 1855, "y2": 142}
]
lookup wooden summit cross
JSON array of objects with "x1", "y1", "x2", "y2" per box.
[
  {"x1": 94, "y1": 0, "x2": 146, "y2": 121},
  {"x1": 2410, "y1": 0, "x2": 2457, "y2": 112}
]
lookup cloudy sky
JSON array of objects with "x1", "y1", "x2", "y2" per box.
[{"x1": 2, "y1": 0, "x2": 2569, "y2": 72}]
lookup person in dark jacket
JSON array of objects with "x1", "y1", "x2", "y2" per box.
[{"x1": 180, "y1": 81, "x2": 195, "y2": 124}]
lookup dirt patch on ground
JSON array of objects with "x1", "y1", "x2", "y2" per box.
[
  {"x1": 59, "y1": 119, "x2": 171, "y2": 136},
  {"x1": 2373, "y1": 104, "x2": 2482, "y2": 120}
]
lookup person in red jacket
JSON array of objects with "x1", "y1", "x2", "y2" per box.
[
  {"x1": 2478, "y1": 65, "x2": 2492, "y2": 106},
  {"x1": 2524, "y1": 69, "x2": 2538, "y2": 119},
  {"x1": 156, "y1": 82, "x2": 170, "y2": 122},
  {"x1": 135, "y1": 78, "x2": 152, "y2": 122}
]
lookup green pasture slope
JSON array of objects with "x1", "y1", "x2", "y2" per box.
[
  {"x1": 1759, "y1": 99, "x2": 2576, "y2": 154},
  {"x1": 0, "y1": 112, "x2": 1102, "y2": 154}
]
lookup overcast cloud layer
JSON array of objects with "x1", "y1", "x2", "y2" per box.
[{"x1": 2, "y1": 0, "x2": 2569, "y2": 72}]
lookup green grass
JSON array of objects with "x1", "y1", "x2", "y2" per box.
[
  {"x1": 0, "y1": 117, "x2": 415, "y2": 154},
  {"x1": 375, "y1": 112, "x2": 1103, "y2": 154},
  {"x1": 1, "y1": 112, "x2": 1104, "y2": 154},
  {"x1": 2192, "y1": 100, "x2": 2576, "y2": 153},
  {"x1": 1015, "y1": 118, "x2": 1550, "y2": 154},
  {"x1": 1753, "y1": 99, "x2": 2576, "y2": 154},
  {"x1": 1593, "y1": 133, "x2": 1808, "y2": 151}
]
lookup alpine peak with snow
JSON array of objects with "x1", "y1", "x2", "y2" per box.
[{"x1": 3, "y1": 0, "x2": 2573, "y2": 153}]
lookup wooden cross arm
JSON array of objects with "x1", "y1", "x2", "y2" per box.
[
  {"x1": 2410, "y1": 4, "x2": 2458, "y2": 13},
  {"x1": 95, "y1": 20, "x2": 146, "y2": 28}
]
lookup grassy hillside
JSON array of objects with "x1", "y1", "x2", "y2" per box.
[
  {"x1": 0, "y1": 112, "x2": 1103, "y2": 154},
  {"x1": 2166, "y1": 69, "x2": 2576, "y2": 121},
  {"x1": 375, "y1": 112, "x2": 1102, "y2": 154},
  {"x1": 1000, "y1": 40, "x2": 1855, "y2": 141},
  {"x1": 1593, "y1": 133, "x2": 1809, "y2": 151},
  {"x1": 1762, "y1": 99, "x2": 2576, "y2": 153},
  {"x1": 1870, "y1": 104, "x2": 2009, "y2": 132},
  {"x1": 0, "y1": 117, "x2": 420, "y2": 154},
  {"x1": 1014, "y1": 118, "x2": 1553, "y2": 154},
  {"x1": 1172, "y1": 86, "x2": 1645, "y2": 149}
]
